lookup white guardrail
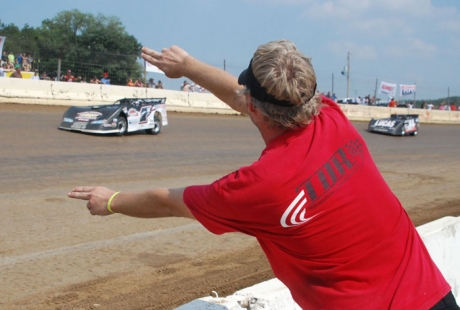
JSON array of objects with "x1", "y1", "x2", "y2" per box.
[
  {"x1": 1, "y1": 78, "x2": 460, "y2": 123},
  {"x1": 1, "y1": 78, "x2": 459, "y2": 309}
]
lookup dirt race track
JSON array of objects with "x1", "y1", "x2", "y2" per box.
[{"x1": 0, "y1": 103, "x2": 459, "y2": 310}]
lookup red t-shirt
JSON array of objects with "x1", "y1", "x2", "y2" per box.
[{"x1": 184, "y1": 97, "x2": 450, "y2": 309}]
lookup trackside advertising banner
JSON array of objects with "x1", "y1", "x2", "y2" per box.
[
  {"x1": 400, "y1": 84, "x2": 416, "y2": 96},
  {"x1": 379, "y1": 81, "x2": 397, "y2": 96},
  {"x1": 145, "y1": 60, "x2": 165, "y2": 74},
  {"x1": 0, "y1": 36, "x2": 6, "y2": 58}
]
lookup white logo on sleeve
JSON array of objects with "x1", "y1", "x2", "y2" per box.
[{"x1": 280, "y1": 190, "x2": 321, "y2": 228}]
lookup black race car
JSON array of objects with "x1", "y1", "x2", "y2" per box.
[
  {"x1": 368, "y1": 114, "x2": 419, "y2": 136},
  {"x1": 59, "y1": 98, "x2": 168, "y2": 136}
]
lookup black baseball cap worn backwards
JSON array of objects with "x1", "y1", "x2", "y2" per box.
[{"x1": 238, "y1": 58, "x2": 316, "y2": 107}]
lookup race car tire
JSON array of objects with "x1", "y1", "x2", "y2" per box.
[
  {"x1": 146, "y1": 116, "x2": 161, "y2": 135},
  {"x1": 117, "y1": 116, "x2": 127, "y2": 136}
]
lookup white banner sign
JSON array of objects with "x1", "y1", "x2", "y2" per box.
[
  {"x1": 145, "y1": 60, "x2": 164, "y2": 74},
  {"x1": 400, "y1": 84, "x2": 416, "y2": 96},
  {"x1": 379, "y1": 81, "x2": 397, "y2": 96},
  {"x1": 0, "y1": 36, "x2": 6, "y2": 59}
]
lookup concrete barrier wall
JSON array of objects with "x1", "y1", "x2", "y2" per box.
[
  {"x1": 1, "y1": 78, "x2": 460, "y2": 123},
  {"x1": 0, "y1": 78, "x2": 238, "y2": 115},
  {"x1": 177, "y1": 216, "x2": 460, "y2": 310}
]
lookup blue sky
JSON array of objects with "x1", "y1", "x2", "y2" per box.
[{"x1": 2, "y1": 0, "x2": 459, "y2": 100}]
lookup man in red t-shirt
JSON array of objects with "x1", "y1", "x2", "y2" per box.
[{"x1": 68, "y1": 40, "x2": 457, "y2": 309}]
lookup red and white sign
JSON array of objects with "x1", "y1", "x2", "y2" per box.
[{"x1": 379, "y1": 81, "x2": 397, "y2": 96}]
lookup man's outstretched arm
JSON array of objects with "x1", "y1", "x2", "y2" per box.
[
  {"x1": 68, "y1": 186, "x2": 195, "y2": 219},
  {"x1": 141, "y1": 46, "x2": 248, "y2": 114}
]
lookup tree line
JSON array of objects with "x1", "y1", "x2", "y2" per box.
[{"x1": 1, "y1": 9, "x2": 143, "y2": 85}]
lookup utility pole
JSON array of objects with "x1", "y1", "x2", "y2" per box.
[
  {"x1": 57, "y1": 58, "x2": 61, "y2": 82},
  {"x1": 332, "y1": 73, "x2": 334, "y2": 94},
  {"x1": 347, "y1": 52, "x2": 350, "y2": 98},
  {"x1": 341, "y1": 52, "x2": 351, "y2": 98},
  {"x1": 374, "y1": 78, "x2": 378, "y2": 104},
  {"x1": 223, "y1": 59, "x2": 226, "y2": 71}
]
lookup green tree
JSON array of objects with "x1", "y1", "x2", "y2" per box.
[
  {"x1": 35, "y1": 9, "x2": 142, "y2": 85},
  {"x1": 0, "y1": 23, "x2": 22, "y2": 55}
]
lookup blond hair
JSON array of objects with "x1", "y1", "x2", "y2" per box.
[{"x1": 248, "y1": 40, "x2": 321, "y2": 129}]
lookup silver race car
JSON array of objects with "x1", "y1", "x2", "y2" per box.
[{"x1": 59, "y1": 97, "x2": 168, "y2": 136}]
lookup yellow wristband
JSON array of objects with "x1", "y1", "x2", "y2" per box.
[{"x1": 107, "y1": 191, "x2": 120, "y2": 214}]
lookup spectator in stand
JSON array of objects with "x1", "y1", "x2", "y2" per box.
[
  {"x1": 101, "y1": 72, "x2": 110, "y2": 84},
  {"x1": 8, "y1": 52, "x2": 15, "y2": 67},
  {"x1": 427, "y1": 102, "x2": 434, "y2": 110},
  {"x1": 1, "y1": 51, "x2": 7, "y2": 65},
  {"x1": 332, "y1": 93, "x2": 337, "y2": 102},
  {"x1": 389, "y1": 98, "x2": 397, "y2": 107},
  {"x1": 17, "y1": 53, "x2": 23, "y2": 69},
  {"x1": 189, "y1": 83, "x2": 200, "y2": 92},
  {"x1": 30, "y1": 69, "x2": 40, "y2": 80},
  {"x1": 22, "y1": 53, "x2": 31, "y2": 72},
  {"x1": 27, "y1": 54, "x2": 34, "y2": 69},
  {"x1": 370, "y1": 96, "x2": 376, "y2": 105},
  {"x1": 181, "y1": 80, "x2": 190, "y2": 91},
  {"x1": 148, "y1": 78, "x2": 156, "y2": 88},
  {"x1": 64, "y1": 70, "x2": 75, "y2": 82},
  {"x1": 126, "y1": 78, "x2": 135, "y2": 86},
  {"x1": 450, "y1": 103, "x2": 456, "y2": 112},
  {"x1": 100, "y1": 75, "x2": 110, "y2": 85},
  {"x1": 134, "y1": 78, "x2": 144, "y2": 87},
  {"x1": 90, "y1": 76, "x2": 101, "y2": 84},
  {"x1": 40, "y1": 71, "x2": 50, "y2": 80},
  {"x1": 156, "y1": 80, "x2": 164, "y2": 89},
  {"x1": 10, "y1": 64, "x2": 23, "y2": 78},
  {"x1": 0, "y1": 63, "x2": 6, "y2": 77},
  {"x1": 364, "y1": 96, "x2": 369, "y2": 105}
]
